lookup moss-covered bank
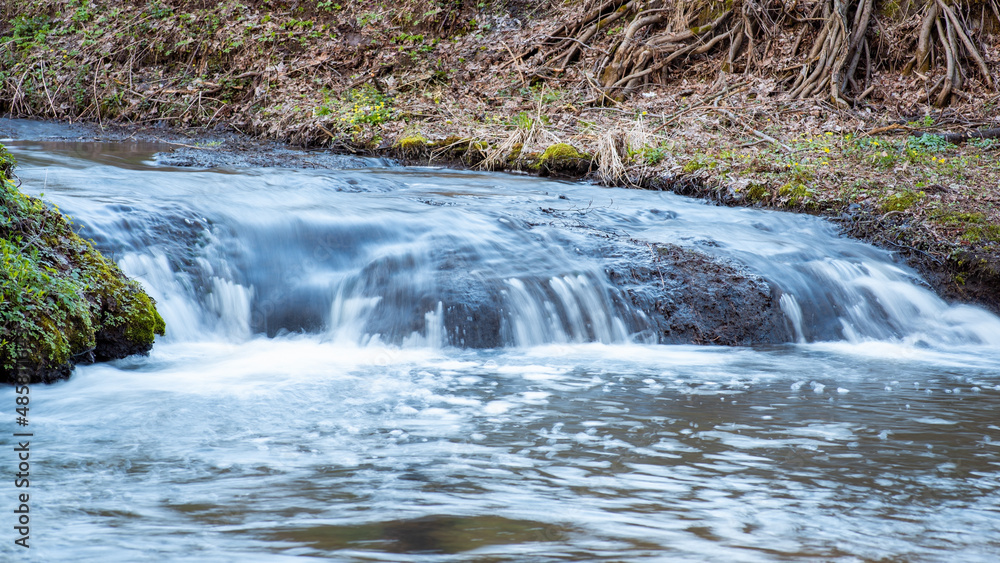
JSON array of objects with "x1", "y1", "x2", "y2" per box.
[{"x1": 0, "y1": 145, "x2": 165, "y2": 384}]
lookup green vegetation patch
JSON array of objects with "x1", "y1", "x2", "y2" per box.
[
  {"x1": 879, "y1": 190, "x2": 925, "y2": 213},
  {"x1": 746, "y1": 183, "x2": 768, "y2": 202},
  {"x1": 0, "y1": 145, "x2": 165, "y2": 382},
  {"x1": 538, "y1": 143, "x2": 590, "y2": 176},
  {"x1": 540, "y1": 142, "x2": 586, "y2": 163},
  {"x1": 961, "y1": 224, "x2": 1000, "y2": 245},
  {"x1": 931, "y1": 210, "x2": 986, "y2": 227},
  {"x1": 396, "y1": 133, "x2": 428, "y2": 153}
]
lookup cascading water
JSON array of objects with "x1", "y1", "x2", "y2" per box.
[
  {"x1": 3, "y1": 123, "x2": 1000, "y2": 562},
  {"x1": 10, "y1": 137, "x2": 998, "y2": 349}
]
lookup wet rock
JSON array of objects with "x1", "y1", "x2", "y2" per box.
[{"x1": 606, "y1": 242, "x2": 791, "y2": 346}]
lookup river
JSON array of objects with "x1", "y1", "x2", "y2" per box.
[{"x1": 2, "y1": 122, "x2": 1000, "y2": 561}]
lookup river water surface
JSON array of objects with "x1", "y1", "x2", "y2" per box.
[{"x1": 3, "y1": 124, "x2": 1000, "y2": 561}]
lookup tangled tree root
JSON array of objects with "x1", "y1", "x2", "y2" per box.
[
  {"x1": 904, "y1": 0, "x2": 997, "y2": 105},
  {"x1": 522, "y1": 0, "x2": 783, "y2": 98},
  {"x1": 788, "y1": 0, "x2": 875, "y2": 106},
  {"x1": 521, "y1": 0, "x2": 998, "y2": 106}
]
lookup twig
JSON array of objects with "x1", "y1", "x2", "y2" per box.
[
  {"x1": 503, "y1": 41, "x2": 528, "y2": 88},
  {"x1": 38, "y1": 62, "x2": 58, "y2": 118},
  {"x1": 711, "y1": 107, "x2": 792, "y2": 153}
]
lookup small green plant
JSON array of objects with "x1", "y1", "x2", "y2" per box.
[
  {"x1": 146, "y1": 0, "x2": 173, "y2": 19},
  {"x1": 970, "y1": 137, "x2": 999, "y2": 150},
  {"x1": 640, "y1": 145, "x2": 669, "y2": 165},
  {"x1": 779, "y1": 182, "x2": 813, "y2": 206},
  {"x1": 319, "y1": 85, "x2": 394, "y2": 126},
  {"x1": 357, "y1": 11, "x2": 383, "y2": 27},
  {"x1": 3, "y1": 15, "x2": 51, "y2": 49},
  {"x1": 392, "y1": 33, "x2": 424, "y2": 43},
  {"x1": 851, "y1": 137, "x2": 900, "y2": 167},
  {"x1": 905, "y1": 134, "x2": 955, "y2": 155},
  {"x1": 682, "y1": 154, "x2": 716, "y2": 173},
  {"x1": 512, "y1": 111, "x2": 533, "y2": 130}
]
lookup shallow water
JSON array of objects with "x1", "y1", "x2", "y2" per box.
[{"x1": 2, "y1": 123, "x2": 1000, "y2": 561}]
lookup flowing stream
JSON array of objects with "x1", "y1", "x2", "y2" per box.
[{"x1": 3, "y1": 123, "x2": 1000, "y2": 561}]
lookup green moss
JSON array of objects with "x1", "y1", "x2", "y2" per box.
[
  {"x1": 75, "y1": 239, "x2": 166, "y2": 343},
  {"x1": 1, "y1": 144, "x2": 165, "y2": 381},
  {"x1": 540, "y1": 143, "x2": 585, "y2": 163},
  {"x1": 746, "y1": 183, "x2": 768, "y2": 202},
  {"x1": 683, "y1": 161, "x2": 704, "y2": 173},
  {"x1": 931, "y1": 210, "x2": 986, "y2": 226},
  {"x1": 879, "y1": 190, "x2": 925, "y2": 213},
  {"x1": 682, "y1": 155, "x2": 716, "y2": 174},
  {"x1": 124, "y1": 291, "x2": 166, "y2": 345},
  {"x1": 779, "y1": 182, "x2": 813, "y2": 206},
  {"x1": 537, "y1": 143, "x2": 590, "y2": 176},
  {"x1": 508, "y1": 143, "x2": 524, "y2": 160},
  {"x1": 395, "y1": 134, "x2": 427, "y2": 155}
]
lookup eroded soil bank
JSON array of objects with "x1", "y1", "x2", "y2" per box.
[{"x1": 1, "y1": 0, "x2": 998, "y2": 313}]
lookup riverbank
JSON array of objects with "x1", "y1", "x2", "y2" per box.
[{"x1": 2, "y1": 0, "x2": 998, "y2": 313}]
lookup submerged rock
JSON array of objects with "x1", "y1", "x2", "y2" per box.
[{"x1": 0, "y1": 145, "x2": 165, "y2": 384}]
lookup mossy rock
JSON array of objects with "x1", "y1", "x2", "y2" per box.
[
  {"x1": 537, "y1": 143, "x2": 591, "y2": 177},
  {"x1": 395, "y1": 134, "x2": 428, "y2": 156},
  {"x1": 1, "y1": 145, "x2": 165, "y2": 384}
]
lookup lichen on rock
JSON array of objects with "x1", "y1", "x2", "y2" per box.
[{"x1": 0, "y1": 144, "x2": 165, "y2": 384}]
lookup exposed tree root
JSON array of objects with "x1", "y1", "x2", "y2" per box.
[
  {"x1": 905, "y1": 0, "x2": 997, "y2": 106},
  {"x1": 787, "y1": 0, "x2": 874, "y2": 107},
  {"x1": 521, "y1": 0, "x2": 997, "y2": 106},
  {"x1": 523, "y1": 0, "x2": 784, "y2": 99}
]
